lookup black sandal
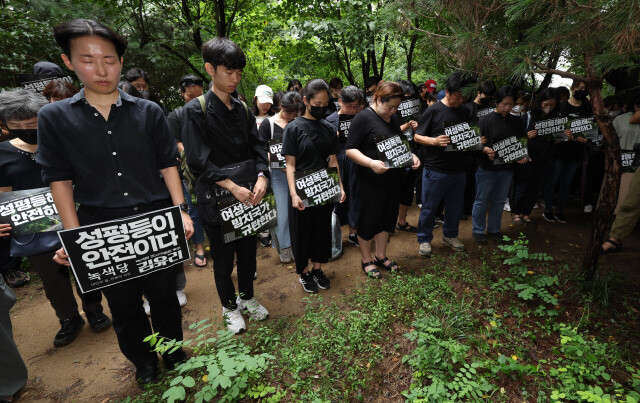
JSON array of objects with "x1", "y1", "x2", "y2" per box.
[
  {"x1": 361, "y1": 261, "x2": 382, "y2": 279},
  {"x1": 396, "y1": 222, "x2": 417, "y2": 232},
  {"x1": 193, "y1": 253, "x2": 207, "y2": 267},
  {"x1": 600, "y1": 239, "x2": 622, "y2": 255},
  {"x1": 374, "y1": 256, "x2": 400, "y2": 273}
]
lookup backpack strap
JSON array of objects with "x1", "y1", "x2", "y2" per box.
[{"x1": 268, "y1": 116, "x2": 275, "y2": 140}]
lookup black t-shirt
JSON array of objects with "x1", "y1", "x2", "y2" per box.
[
  {"x1": 0, "y1": 142, "x2": 44, "y2": 191},
  {"x1": 415, "y1": 101, "x2": 475, "y2": 173},
  {"x1": 525, "y1": 111, "x2": 558, "y2": 162},
  {"x1": 556, "y1": 100, "x2": 591, "y2": 162},
  {"x1": 346, "y1": 107, "x2": 405, "y2": 187},
  {"x1": 281, "y1": 117, "x2": 339, "y2": 171},
  {"x1": 478, "y1": 111, "x2": 526, "y2": 171},
  {"x1": 167, "y1": 107, "x2": 183, "y2": 142},
  {"x1": 257, "y1": 118, "x2": 285, "y2": 142}
]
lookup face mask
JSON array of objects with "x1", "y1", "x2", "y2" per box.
[
  {"x1": 480, "y1": 97, "x2": 492, "y2": 107},
  {"x1": 573, "y1": 90, "x2": 588, "y2": 101},
  {"x1": 609, "y1": 110, "x2": 620, "y2": 118},
  {"x1": 308, "y1": 105, "x2": 327, "y2": 120},
  {"x1": 512, "y1": 105, "x2": 522, "y2": 113},
  {"x1": 10, "y1": 129, "x2": 38, "y2": 144}
]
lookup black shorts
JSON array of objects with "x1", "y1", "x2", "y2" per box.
[{"x1": 356, "y1": 179, "x2": 400, "y2": 240}]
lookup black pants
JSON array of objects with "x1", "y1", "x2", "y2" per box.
[
  {"x1": 512, "y1": 160, "x2": 553, "y2": 216},
  {"x1": 399, "y1": 168, "x2": 418, "y2": 207},
  {"x1": 289, "y1": 204, "x2": 333, "y2": 274},
  {"x1": 77, "y1": 200, "x2": 183, "y2": 370},
  {"x1": 27, "y1": 252, "x2": 103, "y2": 321},
  {"x1": 204, "y1": 225, "x2": 256, "y2": 310},
  {"x1": 584, "y1": 151, "x2": 605, "y2": 206},
  {"x1": 463, "y1": 155, "x2": 478, "y2": 215}
]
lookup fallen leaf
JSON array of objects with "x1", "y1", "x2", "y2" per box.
[
  {"x1": 512, "y1": 355, "x2": 518, "y2": 361},
  {"x1": 490, "y1": 320, "x2": 497, "y2": 327}
]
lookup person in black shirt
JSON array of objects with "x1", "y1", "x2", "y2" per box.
[
  {"x1": 543, "y1": 80, "x2": 590, "y2": 223},
  {"x1": 282, "y1": 79, "x2": 344, "y2": 292},
  {"x1": 37, "y1": 19, "x2": 193, "y2": 386},
  {"x1": 180, "y1": 37, "x2": 270, "y2": 334},
  {"x1": 414, "y1": 72, "x2": 478, "y2": 256},
  {"x1": 471, "y1": 86, "x2": 529, "y2": 243},
  {"x1": 346, "y1": 81, "x2": 420, "y2": 278}
]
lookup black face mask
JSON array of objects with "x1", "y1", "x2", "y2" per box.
[
  {"x1": 308, "y1": 105, "x2": 327, "y2": 120},
  {"x1": 573, "y1": 90, "x2": 588, "y2": 101},
  {"x1": 10, "y1": 129, "x2": 38, "y2": 145},
  {"x1": 480, "y1": 97, "x2": 492, "y2": 107}
]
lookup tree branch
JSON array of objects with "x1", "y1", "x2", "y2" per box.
[{"x1": 528, "y1": 59, "x2": 588, "y2": 82}]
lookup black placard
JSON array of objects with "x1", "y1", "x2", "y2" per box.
[
  {"x1": 398, "y1": 98, "x2": 421, "y2": 123},
  {"x1": 218, "y1": 189, "x2": 277, "y2": 244},
  {"x1": 338, "y1": 114, "x2": 354, "y2": 143},
  {"x1": 269, "y1": 139, "x2": 286, "y2": 169},
  {"x1": 492, "y1": 136, "x2": 530, "y2": 165},
  {"x1": 58, "y1": 206, "x2": 189, "y2": 293},
  {"x1": 0, "y1": 187, "x2": 62, "y2": 235},
  {"x1": 444, "y1": 122, "x2": 483, "y2": 151},
  {"x1": 621, "y1": 150, "x2": 637, "y2": 173},
  {"x1": 477, "y1": 107, "x2": 493, "y2": 119},
  {"x1": 17, "y1": 74, "x2": 74, "y2": 93},
  {"x1": 374, "y1": 134, "x2": 413, "y2": 168},
  {"x1": 294, "y1": 167, "x2": 341, "y2": 207},
  {"x1": 534, "y1": 117, "x2": 569, "y2": 141},
  {"x1": 566, "y1": 117, "x2": 598, "y2": 139}
]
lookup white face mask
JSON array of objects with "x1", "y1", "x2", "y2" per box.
[
  {"x1": 512, "y1": 105, "x2": 522, "y2": 113},
  {"x1": 609, "y1": 110, "x2": 620, "y2": 118}
]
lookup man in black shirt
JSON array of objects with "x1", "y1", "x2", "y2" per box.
[
  {"x1": 36, "y1": 19, "x2": 193, "y2": 386},
  {"x1": 414, "y1": 72, "x2": 476, "y2": 256},
  {"x1": 180, "y1": 37, "x2": 270, "y2": 335}
]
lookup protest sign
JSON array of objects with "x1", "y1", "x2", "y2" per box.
[
  {"x1": 294, "y1": 167, "x2": 341, "y2": 207},
  {"x1": 58, "y1": 206, "x2": 189, "y2": 293},
  {"x1": 366, "y1": 95, "x2": 372, "y2": 105},
  {"x1": 0, "y1": 187, "x2": 62, "y2": 236},
  {"x1": 17, "y1": 74, "x2": 74, "y2": 93},
  {"x1": 534, "y1": 117, "x2": 569, "y2": 141},
  {"x1": 621, "y1": 151, "x2": 637, "y2": 173},
  {"x1": 269, "y1": 139, "x2": 286, "y2": 169},
  {"x1": 218, "y1": 189, "x2": 277, "y2": 244},
  {"x1": 374, "y1": 134, "x2": 414, "y2": 168},
  {"x1": 492, "y1": 136, "x2": 529, "y2": 165},
  {"x1": 334, "y1": 100, "x2": 341, "y2": 111},
  {"x1": 444, "y1": 122, "x2": 483, "y2": 151},
  {"x1": 566, "y1": 117, "x2": 598, "y2": 139},
  {"x1": 338, "y1": 114, "x2": 354, "y2": 143},
  {"x1": 477, "y1": 107, "x2": 493, "y2": 119},
  {"x1": 398, "y1": 98, "x2": 421, "y2": 123}
]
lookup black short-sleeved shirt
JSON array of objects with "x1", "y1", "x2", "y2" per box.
[
  {"x1": 346, "y1": 107, "x2": 405, "y2": 187},
  {"x1": 281, "y1": 117, "x2": 339, "y2": 171},
  {"x1": 556, "y1": 100, "x2": 591, "y2": 162},
  {"x1": 478, "y1": 111, "x2": 526, "y2": 171},
  {"x1": 36, "y1": 89, "x2": 179, "y2": 208},
  {"x1": 257, "y1": 118, "x2": 285, "y2": 143},
  {"x1": 415, "y1": 101, "x2": 475, "y2": 173},
  {"x1": 167, "y1": 107, "x2": 184, "y2": 142},
  {"x1": 0, "y1": 142, "x2": 44, "y2": 191},
  {"x1": 525, "y1": 111, "x2": 558, "y2": 162}
]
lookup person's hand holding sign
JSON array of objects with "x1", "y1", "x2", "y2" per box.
[
  {"x1": 527, "y1": 129, "x2": 538, "y2": 139},
  {"x1": 53, "y1": 247, "x2": 71, "y2": 266},
  {"x1": 291, "y1": 194, "x2": 305, "y2": 211},
  {"x1": 251, "y1": 174, "x2": 268, "y2": 206},
  {"x1": 484, "y1": 146, "x2": 496, "y2": 161},
  {"x1": 369, "y1": 159, "x2": 390, "y2": 174},
  {"x1": 0, "y1": 223, "x2": 11, "y2": 237},
  {"x1": 231, "y1": 183, "x2": 255, "y2": 207},
  {"x1": 433, "y1": 135, "x2": 451, "y2": 147}
]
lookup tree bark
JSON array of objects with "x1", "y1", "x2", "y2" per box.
[{"x1": 407, "y1": 33, "x2": 418, "y2": 82}]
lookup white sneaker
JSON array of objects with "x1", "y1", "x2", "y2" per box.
[
  {"x1": 176, "y1": 290, "x2": 187, "y2": 307},
  {"x1": 442, "y1": 236, "x2": 465, "y2": 251},
  {"x1": 280, "y1": 247, "x2": 293, "y2": 263},
  {"x1": 143, "y1": 298, "x2": 151, "y2": 316},
  {"x1": 584, "y1": 204, "x2": 593, "y2": 213},
  {"x1": 419, "y1": 242, "x2": 432, "y2": 256},
  {"x1": 503, "y1": 201, "x2": 511, "y2": 212},
  {"x1": 417, "y1": 203, "x2": 422, "y2": 208},
  {"x1": 236, "y1": 297, "x2": 269, "y2": 321},
  {"x1": 222, "y1": 307, "x2": 246, "y2": 334}
]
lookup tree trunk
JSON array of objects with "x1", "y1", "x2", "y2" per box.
[{"x1": 407, "y1": 33, "x2": 418, "y2": 82}]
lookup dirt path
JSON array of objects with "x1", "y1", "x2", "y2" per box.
[{"x1": 9, "y1": 205, "x2": 639, "y2": 402}]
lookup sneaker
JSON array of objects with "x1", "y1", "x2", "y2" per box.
[
  {"x1": 259, "y1": 234, "x2": 272, "y2": 247},
  {"x1": 222, "y1": 307, "x2": 246, "y2": 334},
  {"x1": 554, "y1": 212, "x2": 567, "y2": 223},
  {"x1": 442, "y1": 236, "x2": 465, "y2": 251},
  {"x1": 419, "y1": 242, "x2": 432, "y2": 256},
  {"x1": 143, "y1": 298, "x2": 151, "y2": 316},
  {"x1": 312, "y1": 269, "x2": 331, "y2": 290},
  {"x1": 584, "y1": 204, "x2": 593, "y2": 213},
  {"x1": 472, "y1": 233, "x2": 487, "y2": 244},
  {"x1": 533, "y1": 202, "x2": 540, "y2": 209},
  {"x1": 435, "y1": 215, "x2": 445, "y2": 224},
  {"x1": 299, "y1": 271, "x2": 319, "y2": 293},
  {"x1": 503, "y1": 201, "x2": 511, "y2": 212},
  {"x1": 543, "y1": 211, "x2": 556, "y2": 222},
  {"x1": 86, "y1": 311, "x2": 111, "y2": 332},
  {"x1": 54, "y1": 314, "x2": 85, "y2": 347},
  {"x1": 417, "y1": 203, "x2": 422, "y2": 208},
  {"x1": 280, "y1": 247, "x2": 293, "y2": 263},
  {"x1": 236, "y1": 297, "x2": 269, "y2": 321},
  {"x1": 347, "y1": 233, "x2": 359, "y2": 246},
  {"x1": 176, "y1": 290, "x2": 187, "y2": 307}
]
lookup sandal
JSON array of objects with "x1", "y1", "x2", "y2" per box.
[
  {"x1": 193, "y1": 254, "x2": 207, "y2": 267},
  {"x1": 523, "y1": 216, "x2": 532, "y2": 223},
  {"x1": 2, "y1": 269, "x2": 30, "y2": 288},
  {"x1": 600, "y1": 239, "x2": 622, "y2": 255},
  {"x1": 396, "y1": 222, "x2": 417, "y2": 232},
  {"x1": 361, "y1": 261, "x2": 382, "y2": 279},
  {"x1": 374, "y1": 256, "x2": 400, "y2": 273},
  {"x1": 512, "y1": 215, "x2": 523, "y2": 225}
]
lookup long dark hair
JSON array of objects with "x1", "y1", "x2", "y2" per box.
[{"x1": 529, "y1": 88, "x2": 558, "y2": 119}]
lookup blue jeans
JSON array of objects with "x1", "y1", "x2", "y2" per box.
[
  {"x1": 182, "y1": 182, "x2": 205, "y2": 245},
  {"x1": 471, "y1": 167, "x2": 514, "y2": 234},
  {"x1": 270, "y1": 169, "x2": 291, "y2": 250},
  {"x1": 544, "y1": 159, "x2": 580, "y2": 214},
  {"x1": 417, "y1": 168, "x2": 466, "y2": 243}
]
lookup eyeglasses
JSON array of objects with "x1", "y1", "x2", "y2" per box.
[{"x1": 181, "y1": 78, "x2": 204, "y2": 87}]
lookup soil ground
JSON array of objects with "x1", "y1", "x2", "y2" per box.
[{"x1": 8, "y1": 204, "x2": 640, "y2": 402}]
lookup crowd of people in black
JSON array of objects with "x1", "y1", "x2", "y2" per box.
[{"x1": 1, "y1": 18, "x2": 639, "y2": 398}]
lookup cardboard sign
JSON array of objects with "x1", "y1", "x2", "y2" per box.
[
  {"x1": 334, "y1": 100, "x2": 341, "y2": 111},
  {"x1": 621, "y1": 151, "x2": 637, "y2": 173},
  {"x1": 477, "y1": 107, "x2": 493, "y2": 119},
  {"x1": 398, "y1": 98, "x2": 421, "y2": 123},
  {"x1": 566, "y1": 117, "x2": 598, "y2": 139},
  {"x1": 492, "y1": 136, "x2": 529, "y2": 165},
  {"x1": 17, "y1": 74, "x2": 74, "y2": 93},
  {"x1": 444, "y1": 122, "x2": 483, "y2": 151},
  {"x1": 269, "y1": 139, "x2": 286, "y2": 169},
  {"x1": 338, "y1": 114, "x2": 354, "y2": 143},
  {"x1": 375, "y1": 134, "x2": 413, "y2": 168},
  {"x1": 534, "y1": 117, "x2": 569, "y2": 141},
  {"x1": 58, "y1": 206, "x2": 189, "y2": 293},
  {"x1": 294, "y1": 167, "x2": 341, "y2": 207},
  {"x1": 218, "y1": 189, "x2": 277, "y2": 244},
  {"x1": 0, "y1": 187, "x2": 62, "y2": 236}
]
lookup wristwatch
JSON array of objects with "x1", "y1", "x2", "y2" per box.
[{"x1": 179, "y1": 202, "x2": 189, "y2": 213}]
